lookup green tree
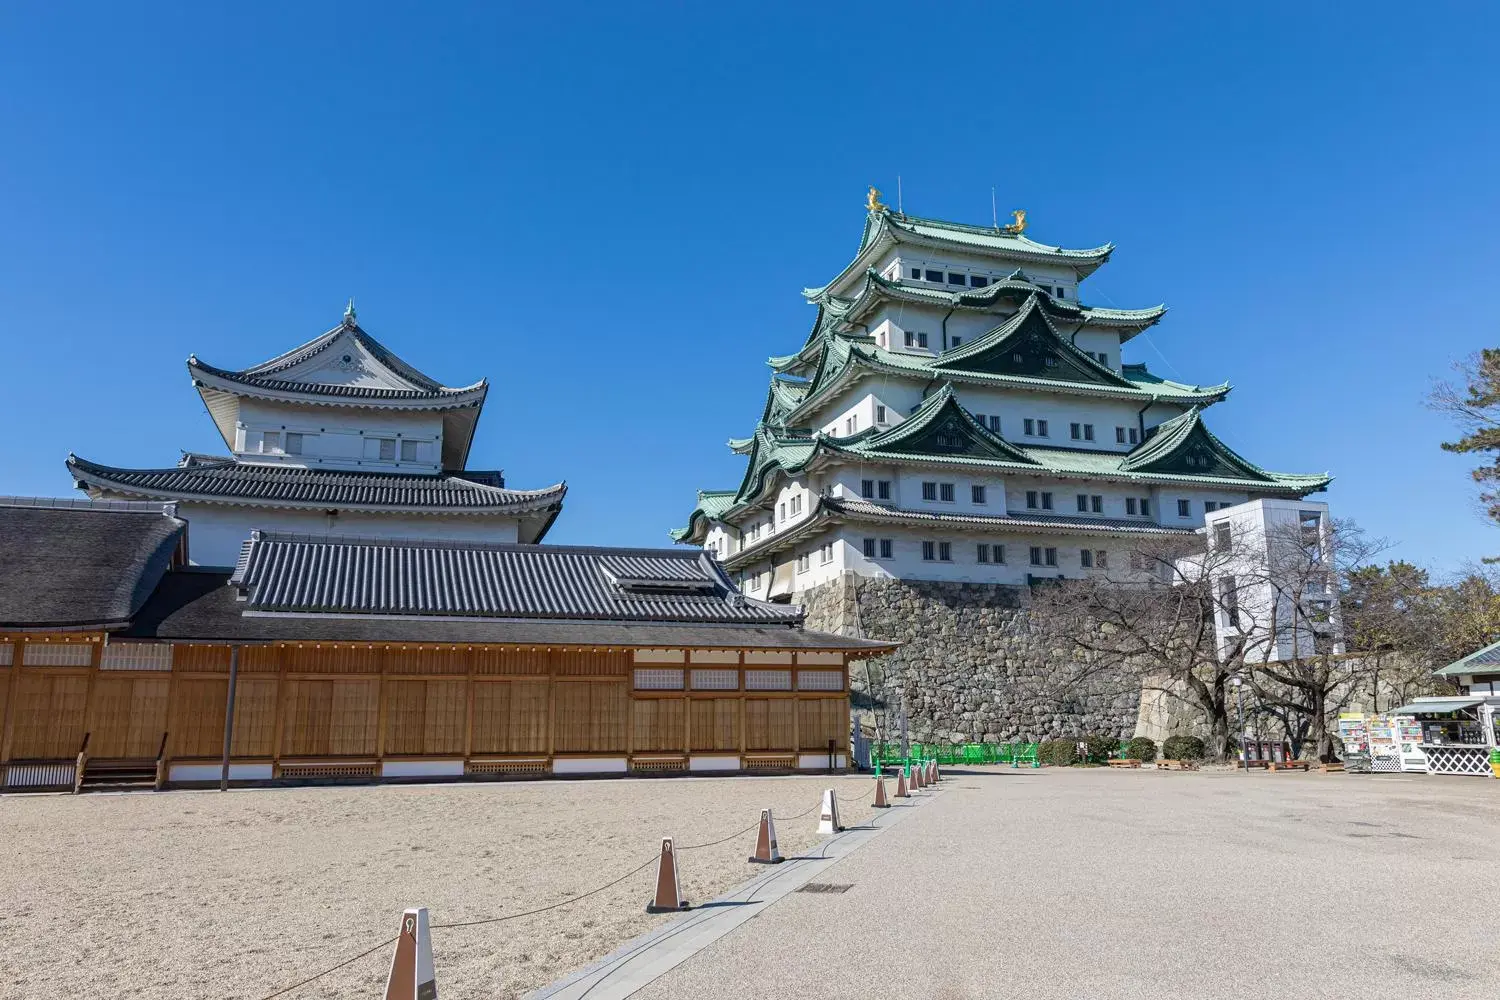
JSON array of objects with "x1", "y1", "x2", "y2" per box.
[{"x1": 1432, "y1": 349, "x2": 1500, "y2": 527}]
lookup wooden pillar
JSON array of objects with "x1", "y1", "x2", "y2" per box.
[
  {"x1": 463, "y1": 646, "x2": 475, "y2": 762},
  {"x1": 545, "y1": 649, "x2": 555, "y2": 760},
  {"x1": 271, "y1": 645, "x2": 289, "y2": 772},
  {"x1": 219, "y1": 645, "x2": 240, "y2": 791},
  {"x1": 375, "y1": 645, "x2": 388, "y2": 761},
  {"x1": 737, "y1": 650, "x2": 746, "y2": 758},
  {"x1": 0, "y1": 642, "x2": 17, "y2": 765}
]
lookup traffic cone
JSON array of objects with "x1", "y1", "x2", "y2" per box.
[
  {"x1": 873, "y1": 774, "x2": 890, "y2": 808},
  {"x1": 928, "y1": 760, "x2": 938, "y2": 784},
  {"x1": 646, "y1": 837, "x2": 687, "y2": 913},
  {"x1": 911, "y1": 762, "x2": 924, "y2": 789},
  {"x1": 383, "y1": 907, "x2": 437, "y2": 1000},
  {"x1": 748, "y1": 808, "x2": 783, "y2": 864},
  {"x1": 895, "y1": 768, "x2": 910, "y2": 798},
  {"x1": 817, "y1": 788, "x2": 842, "y2": 835}
]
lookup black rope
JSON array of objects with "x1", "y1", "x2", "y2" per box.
[{"x1": 251, "y1": 795, "x2": 834, "y2": 998}]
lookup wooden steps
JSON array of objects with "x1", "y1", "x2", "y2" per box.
[{"x1": 78, "y1": 758, "x2": 159, "y2": 792}]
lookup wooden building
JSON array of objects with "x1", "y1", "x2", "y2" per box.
[{"x1": 0, "y1": 498, "x2": 893, "y2": 791}]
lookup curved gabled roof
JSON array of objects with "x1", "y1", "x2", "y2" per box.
[
  {"x1": 805, "y1": 208, "x2": 1116, "y2": 301},
  {"x1": 669, "y1": 489, "x2": 741, "y2": 543},
  {"x1": 819, "y1": 267, "x2": 1167, "y2": 342},
  {"x1": 67, "y1": 454, "x2": 568, "y2": 541}
]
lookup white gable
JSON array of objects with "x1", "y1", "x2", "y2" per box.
[{"x1": 277, "y1": 329, "x2": 423, "y2": 391}]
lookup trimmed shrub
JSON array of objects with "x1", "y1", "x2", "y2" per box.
[
  {"x1": 1161, "y1": 735, "x2": 1207, "y2": 761},
  {"x1": 1125, "y1": 736, "x2": 1158, "y2": 762},
  {"x1": 1083, "y1": 734, "x2": 1118, "y2": 764},
  {"x1": 1042, "y1": 738, "x2": 1079, "y2": 767}
]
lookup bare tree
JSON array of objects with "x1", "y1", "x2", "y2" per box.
[{"x1": 1026, "y1": 525, "x2": 1263, "y2": 760}]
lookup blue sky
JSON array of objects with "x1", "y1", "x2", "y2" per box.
[{"x1": 2, "y1": 4, "x2": 1497, "y2": 574}]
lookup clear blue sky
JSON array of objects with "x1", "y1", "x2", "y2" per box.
[{"x1": 3, "y1": 4, "x2": 1497, "y2": 575}]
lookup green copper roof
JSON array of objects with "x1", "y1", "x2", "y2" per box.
[
  {"x1": 806, "y1": 208, "x2": 1116, "y2": 301},
  {"x1": 814, "y1": 267, "x2": 1167, "y2": 343},
  {"x1": 1434, "y1": 638, "x2": 1500, "y2": 677},
  {"x1": 670, "y1": 489, "x2": 740, "y2": 543}
]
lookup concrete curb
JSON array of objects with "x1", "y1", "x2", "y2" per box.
[{"x1": 526, "y1": 787, "x2": 942, "y2": 1000}]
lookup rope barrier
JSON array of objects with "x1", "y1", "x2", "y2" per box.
[{"x1": 252, "y1": 794, "x2": 835, "y2": 998}]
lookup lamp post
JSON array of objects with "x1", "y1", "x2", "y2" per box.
[{"x1": 1230, "y1": 674, "x2": 1247, "y2": 772}]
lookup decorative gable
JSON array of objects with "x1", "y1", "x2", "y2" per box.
[
  {"x1": 859, "y1": 385, "x2": 1037, "y2": 464},
  {"x1": 931, "y1": 297, "x2": 1132, "y2": 388},
  {"x1": 1122, "y1": 409, "x2": 1271, "y2": 481}
]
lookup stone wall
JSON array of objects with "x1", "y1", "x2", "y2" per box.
[{"x1": 797, "y1": 573, "x2": 1143, "y2": 743}]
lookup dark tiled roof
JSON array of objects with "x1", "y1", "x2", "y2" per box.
[
  {"x1": 231, "y1": 532, "x2": 803, "y2": 623},
  {"x1": 67, "y1": 455, "x2": 566, "y2": 514},
  {"x1": 123, "y1": 569, "x2": 894, "y2": 651},
  {"x1": 0, "y1": 498, "x2": 186, "y2": 628}
]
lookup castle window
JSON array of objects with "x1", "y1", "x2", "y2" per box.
[
  {"x1": 1024, "y1": 418, "x2": 1035, "y2": 436},
  {"x1": 947, "y1": 273, "x2": 966, "y2": 285},
  {"x1": 400, "y1": 440, "x2": 417, "y2": 462},
  {"x1": 1055, "y1": 286, "x2": 1066, "y2": 298},
  {"x1": 938, "y1": 483, "x2": 955, "y2": 502},
  {"x1": 1177, "y1": 499, "x2": 1191, "y2": 518},
  {"x1": 863, "y1": 538, "x2": 876, "y2": 558},
  {"x1": 970, "y1": 275, "x2": 988, "y2": 288},
  {"x1": 938, "y1": 541, "x2": 952, "y2": 561},
  {"x1": 904, "y1": 331, "x2": 916, "y2": 348},
  {"x1": 876, "y1": 404, "x2": 887, "y2": 423},
  {"x1": 861, "y1": 479, "x2": 875, "y2": 499},
  {"x1": 1012, "y1": 353, "x2": 1024, "y2": 364},
  {"x1": 951, "y1": 336, "x2": 963, "y2": 348},
  {"x1": 1045, "y1": 547, "x2": 1058, "y2": 566},
  {"x1": 925, "y1": 270, "x2": 943, "y2": 282},
  {"x1": 917, "y1": 332, "x2": 929, "y2": 348},
  {"x1": 880, "y1": 539, "x2": 893, "y2": 559},
  {"x1": 877, "y1": 480, "x2": 891, "y2": 500},
  {"x1": 1096, "y1": 550, "x2": 1108, "y2": 569},
  {"x1": 1037, "y1": 419, "x2": 1049, "y2": 437},
  {"x1": 922, "y1": 482, "x2": 938, "y2": 501},
  {"x1": 988, "y1": 415, "x2": 1000, "y2": 432},
  {"x1": 820, "y1": 542, "x2": 834, "y2": 565},
  {"x1": 1083, "y1": 425, "x2": 1094, "y2": 441},
  {"x1": 262, "y1": 431, "x2": 281, "y2": 454},
  {"x1": 1204, "y1": 501, "x2": 1218, "y2": 512},
  {"x1": 284, "y1": 432, "x2": 303, "y2": 455},
  {"x1": 1081, "y1": 549, "x2": 1094, "y2": 568},
  {"x1": 1126, "y1": 498, "x2": 1137, "y2": 515},
  {"x1": 977, "y1": 544, "x2": 989, "y2": 563},
  {"x1": 1026, "y1": 490, "x2": 1038, "y2": 509},
  {"x1": 910, "y1": 267, "x2": 920, "y2": 279},
  {"x1": 378, "y1": 438, "x2": 395, "y2": 461},
  {"x1": 796, "y1": 553, "x2": 810, "y2": 573},
  {"x1": 1029, "y1": 546, "x2": 1042, "y2": 566},
  {"x1": 1116, "y1": 426, "x2": 1127, "y2": 444},
  {"x1": 922, "y1": 541, "x2": 936, "y2": 561},
  {"x1": 1214, "y1": 522, "x2": 1233, "y2": 551},
  {"x1": 1076, "y1": 494, "x2": 1088, "y2": 512},
  {"x1": 1091, "y1": 495, "x2": 1102, "y2": 513},
  {"x1": 1140, "y1": 498, "x2": 1151, "y2": 517},
  {"x1": 1071, "y1": 423, "x2": 1082, "y2": 440},
  {"x1": 1129, "y1": 428, "x2": 1140, "y2": 444},
  {"x1": 971, "y1": 485, "x2": 986, "y2": 504},
  {"x1": 1044, "y1": 357, "x2": 1058, "y2": 368},
  {"x1": 1041, "y1": 491, "x2": 1053, "y2": 510},
  {"x1": 993, "y1": 544, "x2": 1006, "y2": 564}
]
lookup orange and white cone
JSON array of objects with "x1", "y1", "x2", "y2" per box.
[
  {"x1": 873, "y1": 775, "x2": 889, "y2": 808},
  {"x1": 817, "y1": 788, "x2": 842, "y2": 835},
  {"x1": 748, "y1": 808, "x2": 783, "y2": 864},
  {"x1": 383, "y1": 907, "x2": 437, "y2": 1000},
  {"x1": 928, "y1": 761, "x2": 938, "y2": 784},
  {"x1": 911, "y1": 763, "x2": 924, "y2": 789},
  {"x1": 646, "y1": 837, "x2": 687, "y2": 913},
  {"x1": 894, "y1": 768, "x2": 910, "y2": 798}
]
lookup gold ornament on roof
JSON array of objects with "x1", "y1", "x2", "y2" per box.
[
  {"x1": 1001, "y1": 209, "x2": 1027, "y2": 234},
  {"x1": 865, "y1": 186, "x2": 887, "y2": 213}
]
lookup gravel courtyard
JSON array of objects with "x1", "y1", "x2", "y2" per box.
[{"x1": 0, "y1": 774, "x2": 881, "y2": 1000}]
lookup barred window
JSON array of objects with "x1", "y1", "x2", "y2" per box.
[
  {"x1": 745, "y1": 669, "x2": 792, "y2": 691},
  {"x1": 99, "y1": 643, "x2": 173, "y2": 671},
  {"x1": 22, "y1": 643, "x2": 93, "y2": 667},
  {"x1": 797, "y1": 670, "x2": 844, "y2": 691},
  {"x1": 633, "y1": 668, "x2": 685, "y2": 690},
  {"x1": 690, "y1": 669, "x2": 738, "y2": 690}
]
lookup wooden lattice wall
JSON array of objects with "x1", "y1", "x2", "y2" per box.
[{"x1": 0, "y1": 636, "x2": 852, "y2": 774}]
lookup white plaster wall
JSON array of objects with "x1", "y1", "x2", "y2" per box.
[
  {"x1": 823, "y1": 524, "x2": 1150, "y2": 585},
  {"x1": 874, "y1": 249, "x2": 1078, "y2": 297},
  {"x1": 234, "y1": 398, "x2": 445, "y2": 473},
  {"x1": 178, "y1": 502, "x2": 521, "y2": 567},
  {"x1": 895, "y1": 468, "x2": 1007, "y2": 516}
]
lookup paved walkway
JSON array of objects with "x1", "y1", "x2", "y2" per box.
[{"x1": 607, "y1": 767, "x2": 1500, "y2": 1000}]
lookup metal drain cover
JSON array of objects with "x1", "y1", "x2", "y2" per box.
[{"x1": 796, "y1": 883, "x2": 853, "y2": 894}]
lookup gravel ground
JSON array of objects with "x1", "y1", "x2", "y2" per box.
[
  {"x1": 0, "y1": 773, "x2": 882, "y2": 1000},
  {"x1": 633, "y1": 766, "x2": 1500, "y2": 1000}
]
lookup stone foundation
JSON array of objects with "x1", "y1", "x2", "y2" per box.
[{"x1": 797, "y1": 573, "x2": 1143, "y2": 743}]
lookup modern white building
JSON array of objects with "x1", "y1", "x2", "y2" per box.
[
  {"x1": 69, "y1": 303, "x2": 566, "y2": 566},
  {"x1": 673, "y1": 190, "x2": 1333, "y2": 597},
  {"x1": 1198, "y1": 498, "x2": 1344, "y2": 663}
]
